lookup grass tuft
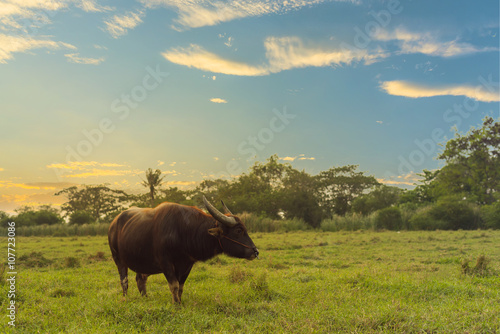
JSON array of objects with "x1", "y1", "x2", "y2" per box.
[
  {"x1": 64, "y1": 256, "x2": 80, "y2": 268},
  {"x1": 19, "y1": 251, "x2": 53, "y2": 268},
  {"x1": 461, "y1": 254, "x2": 492, "y2": 276},
  {"x1": 229, "y1": 265, "x2": 252, "y2": 284},
  {"x1": 50, "y1": 289, "x2": 77, "y2": 298}
]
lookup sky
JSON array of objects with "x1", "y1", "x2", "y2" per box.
[{"x1": 0, "y1": 0, "x2": 499, "y2": 213}]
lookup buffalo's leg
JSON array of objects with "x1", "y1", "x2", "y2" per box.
[
  {"x1": 177, "y1": 263, "x2": 194, "y2": 302},
  {"x1": 110, "y1": 248, "x2": 128, "y2": 296},
  {"x1": 136, "y1": 273, "x2": 149, "y2": 296},
  {"x1": 161, "y1": 262, "x2": 181, "y2": 303},
  {"x1": 118, "y1": 265, "x2": 128, "y2": 296}
]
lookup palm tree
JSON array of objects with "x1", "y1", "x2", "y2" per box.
[{"x1": 142, "y1": 168, "x2": 165, "y2": 207}]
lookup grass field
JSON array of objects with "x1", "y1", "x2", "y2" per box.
[{"x1": 1, "y1": 230, "x2": 499, "y2": 333}]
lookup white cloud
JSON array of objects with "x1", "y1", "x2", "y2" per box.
[
  {"x1": 162, "y1": 36, "x2": 383, "y2": 76},
  {"x1": 65, "y1": 53, "x2": 105, "y2": 65},
  {"x1": 210, "y1": 97, "x2": 228, "y2": 103},
  {"x1": 380, "y1": 80, "x2": 500, "y2": 103},
  {"x1": 141, "y1": 0, "x2": 346, "y2": 31},
  {"x1": 0, "y1": 33, "x2": 75, "y2": 63},
  {"x1": 0, "y1": 0, "x2": 70, "y2": 32},
  {"x1": 224, "y1": 36, "x2": 233, "y2": 48},
  {"x1": 104, "y1": 9, "x2": 145, "y2": 38},
  {"x1": 265, "y1": 36, "x2": 383, "y2": 72},
  {"x1": 162, "y1": 44, "x2": 269, "y2": 76},
  {"x1": 374, "y1": 27, "x2": 498, "y2": 57},
  {"x1": 76, "y1": 0, "x2": 113, "y2": 12}
]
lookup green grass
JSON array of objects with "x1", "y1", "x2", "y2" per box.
[{"x1": 1, "y1": 230, "x2": 499, "y2": 333}]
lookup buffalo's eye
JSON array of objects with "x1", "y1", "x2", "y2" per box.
[{"x1": 235, "y1": 227, "x2": 244, "y2": 235}]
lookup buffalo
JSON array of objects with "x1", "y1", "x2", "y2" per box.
[{"x1": 108, "y1": 196, "x2": 259, "y2": 303}]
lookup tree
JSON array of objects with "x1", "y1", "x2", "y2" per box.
[
  {"x1": 0, "y1": 211, "x2": 12, "y2": 227},
  {"x1": 318, "y1": 165, "x2": 379, "y2": 216},
  {"x1": 56, "y1": 185, "x2": 128, "y2": 222},
  {"x1": 69, "y1": 210, "x2": 95, "y2": 225},
  {"x1": 352, "y1": 185, "x2": 402, "y2": 215},
  {"x1": 227, "y1": 156, "x2": 292, "y2": 218},
  {"x1": 437, "y1": 116, "x2": 500, "y2": 204},
  {"x1": 12, "y1": 205, "x2": 63, "y2": 226},
  {"x1": 142, "y1": 168, "x2": 165, "y2": 207},
  {"x1": 160, "y1": 187, "x2": 191, "y2": 205},
  {"x1": 281, "y1": 169, "x2": 323, "y2": 227}
]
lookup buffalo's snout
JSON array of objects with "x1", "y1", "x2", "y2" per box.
[{"x1": 248, "y1": 247, "x2": 259, "y2": 260}]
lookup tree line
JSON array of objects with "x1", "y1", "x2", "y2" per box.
[{"x1": 2, "y1": 117, "x2": 499, "y2": 231}]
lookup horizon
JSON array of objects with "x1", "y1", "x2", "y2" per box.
[{"x1": 1, "y1": 0, "x2": 499, "y2": 214}]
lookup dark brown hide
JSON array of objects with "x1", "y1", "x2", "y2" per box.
[{"x1": 108, "y1": 200, "x2": 258, "y2": 303}]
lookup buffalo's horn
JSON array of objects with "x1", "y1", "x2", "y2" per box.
[
  {"x1": 203, "y1": 196, "x2": 238, "y2": 227},
  {"x1": 221, "y1": 200, "x2": 233, "y2": 215}
]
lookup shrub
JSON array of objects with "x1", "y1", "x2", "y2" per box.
[
  {"x1": 69, "y1": 211, "x2": 95, "y2": 225},
  {"x1": 481, "y1": 201, "x2": 500, "y2": 229},
  {"x1": 373, "y1": 207, "x2": 403, "y2": 231},
  {"x1": 320, "y1": 213, "x2": 373, "y2": 232},
  {"x1": 409, "y1": 201, "x2": 479, "y2": 230},
  {"x1": 409, "y1": 208, "x2": 447, "y2": 231},
  {"x1": 240, "y1": 212, "x2": 310, "y2": 233},
  {"x1": 432, "y1": 200, "x2": 478, "y2": 230}
]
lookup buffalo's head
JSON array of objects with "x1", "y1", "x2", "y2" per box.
[{"x1": 204, "y1": 196, "x2": 259, "y2": 260}]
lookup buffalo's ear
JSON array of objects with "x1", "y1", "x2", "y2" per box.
[{"x1": 208, "y1": 227, "x2": 223, "y2": 238}]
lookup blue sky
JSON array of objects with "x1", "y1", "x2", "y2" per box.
[{"x1": 0, "y1": 0, "x2": 499, "y2": 213}]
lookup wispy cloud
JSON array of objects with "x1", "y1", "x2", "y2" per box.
[
  {"x1": 380, "y1": 80, "x2": 500, "y2": 103},
  {"x1": 0, "y1": 0, "x2": 70, "y2": 32},
  {"x1": 0, "y1": 33, "x2": 75, "y2": 64},
  {"x1": 65, "y1": 53, "x2": 105, "y2": 65},
  {"x1": 141, "y1": 0, "x2": 352, "y2": 31},
  {"x1": 374, "y1": 27, "x2": 498, "y2": 57},
  {"x1": 103, "y1": 9, "x2": 145, "y2": 38},
  {"x1": 279, "y1": 154, "x2": 315, "y2": 162},
  {"x1": 162, "y1": 36, "x2": 383, "y2": 76},
  {"x1": 64, "y1": 169, "x2": 142, "y2": 178},
  {"x1": 377, "y1": 172, "x2": 423, "y2": 187},
  {"x1": 76, "y1": 0, "x2": 113, "y2": 12},
  {"x1": 46, "y1": 161, "x2": 142, "y2": 178},
  {"x1": 46, "y1": 161, "x2": 127, "y2": 170},
  {"x1": 165, "y1": 180, "x2": 196, "y2": 187},
  {"x1": 210, "y1": 97, "x2": 228, "y2": 103},
  {"x1": 265, "y1": 36, "x2": 384, "y2": 72},
  {"x1": 162, "y1": 44, "x2": 269, "y2": 76}
]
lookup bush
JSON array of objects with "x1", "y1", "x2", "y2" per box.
[
  {"x1": 408, "y1": 200, "x2": 480, "y2": 230},
  {"x1": 373, "y1": 207, "x2": 403, "y2": 231},
  {"x1": 240, "y1": 213, "x2": 310, "y2": 232},
  {"x1": 69, "y1": 211, "x2": 95, "y2": 225},
  {"x1": 481, "y1": 201, "x2": 500, "y2": 229},
  {"x1": 409, "y1": 207, "x2": 448, "y2": 231},
  {"x1": 15, "y1": 210, "x2": 63, "y2": 226},
  {"x1": 320, "y1": 213, "x2": 373, "y2": 232}
]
